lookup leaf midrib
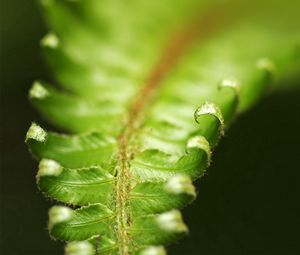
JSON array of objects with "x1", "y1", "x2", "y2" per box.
[{"x1": 113, "y1": 4, "x2": 230, "y2": 254}]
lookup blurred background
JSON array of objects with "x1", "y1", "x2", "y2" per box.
[{"x1": 1, "y1": 0, "x2": 300, "y2": 254}]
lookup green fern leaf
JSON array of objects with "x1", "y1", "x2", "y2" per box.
[{"x1": 26, "y1": 0, "x2": 300, "y2": 254}]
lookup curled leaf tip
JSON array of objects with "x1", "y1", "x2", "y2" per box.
[
  {"x1": 256, "y1": 58, "x2": 276, "y2": 73},
  {"x1": 41, "y1": 32, "x2": 59, "y2": 48},
  {"x1": 65, "y1": 241, "x2": 94, "y2": 255},
  {"x1": 194, "y1": 102, "x2": 225, "y2": 136},
  {"x1": 194, "y1": 102, "x2": 224, "y2": 124},
  {"x1": 29, "y1": 81, "x2": 49, "y2": 99},
  {"x1": 219, "y1": 77, "x2": 240, "y2": 94},
  {"x1": 48, "y1": 206, "x2": 73, "y2": 228},
  {"x1": 38, "y1": 159, "x2": 63, "y2": 177},
  {"x1": 26, "y1": 123, "x2": 47, "y2": 142},
  {"x1": 140, "y1": 246, "x2": 166, "y2": 255},
  {"x1": 156, "y1": 210, "x2": 187, "y2": 233},
  {"x1": 165, "y1": 174, "x2": 196, "y2": 197},
  {"x1": 187, "y1": 135, "x2": 211, "y2": 162}
]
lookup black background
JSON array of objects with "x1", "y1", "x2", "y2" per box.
[{"x1": 1, "y1": 0, "x2": 300, "y2": 254}]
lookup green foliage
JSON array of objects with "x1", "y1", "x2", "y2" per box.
[{"x1": 26, "y1": 0, "x2": 299, "y2": 254}]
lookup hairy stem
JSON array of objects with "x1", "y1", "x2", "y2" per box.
[{"x1": 114, "y1": 6, "x2": 227, "y2": 254}]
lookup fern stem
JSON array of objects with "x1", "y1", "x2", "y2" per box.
[
  {"x1": 114, "y1": 27, "x2": 188, "y2": 255},
  {"x1": 113, "y1": 8, "x2": 227, "y2": 254}
]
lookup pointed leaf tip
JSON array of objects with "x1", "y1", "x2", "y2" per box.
[
  {"x1": 29, "y1": 81, "x2": 49, "y2": 99},
  {"x1": 26, "y1": 123, "x2": 47, "y2": 142}
]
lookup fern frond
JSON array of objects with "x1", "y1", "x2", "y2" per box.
[{"x1": 26, "y1": 0, "x2": 300, "y2": 254}]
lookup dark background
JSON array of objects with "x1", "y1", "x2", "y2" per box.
[{"x1": 1, "y1": 0, "x2": 300, "y2": 254}]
